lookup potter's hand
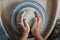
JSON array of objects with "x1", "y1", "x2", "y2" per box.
[
  {"x1": 17, "y1": 11, "x2": 30, "y2": 40},
  {"x1": 31, "y1": 11, "x2": 44, "y2": 40}
]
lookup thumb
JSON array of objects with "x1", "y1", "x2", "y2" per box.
[{"x1": 23, "y1": 19, "x2": 30, "y2": 32}]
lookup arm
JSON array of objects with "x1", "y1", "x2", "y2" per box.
[
  {"x1": 16, "y1": 11, "x2": 30, "y2": 40},
  {"x1": 31, "y1": 11, "x2": 45, "y2": 40},
  {"x1": 34, "y1": 33, "x2": 44, "y2": 40}
]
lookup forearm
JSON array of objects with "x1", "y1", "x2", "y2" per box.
[
  {"x1": 34, "y1": 33, "x2": 45, "y2": 40},
  {"x1": 19, "y1": 36, "x2": 27, "y2": 40},
  {"x1": 34, "y1": 35, "x2": 44, "y2": 40},
  {"x1": 18, "y1": 33, "x2": 28, "y2": 40}
]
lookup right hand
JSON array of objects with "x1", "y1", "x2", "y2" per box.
[
  {"x1": 31, "y1": 11, "x2": 44, "y2": 40},
  {"x1": 31, "y1": 11, "x2": 42, "y2": 37}
]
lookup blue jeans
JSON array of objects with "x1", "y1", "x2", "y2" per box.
[{"x1": 0, "y1": 24, "x2": 8, "y2": 40}]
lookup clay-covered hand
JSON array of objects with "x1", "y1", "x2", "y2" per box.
[
  {"x1": 16, "y1": 11, "x2": 30, "y2": 40},
  {"x1": 31, "y1": 11, "x2": 44, "y2": 40}
]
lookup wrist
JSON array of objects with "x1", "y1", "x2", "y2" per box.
[
  {"x1": 19, "y1": 32, "x2": 29, "y2": 37},
  {"x1": 20, "y1": 33, "x2": 29, "y2": 37},
  {"x1": 19, "y1": 33, "x2": 28, "y2": 40},
  {"x1": 34, "y1": 33, "x2": 44, "y2": 40},
  {"x1": 33, "y1": 32, "x2": 40, "y2": 38}
]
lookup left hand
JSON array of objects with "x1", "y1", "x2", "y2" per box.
[{"x1": 16, "y1": 11, "x2": 30, "y2": 40}]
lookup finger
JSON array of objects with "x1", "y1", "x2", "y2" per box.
[
  {"x1": 38, "y1": 18, "x2": 42, "y2": 25},
  {"x1": 23, "y1": 19, "x2": 30, "y2": 32},
  {"x1": 38, "y1": 20, "x2": 42, "y2": 29},
  {"x1": 32, "y1": 17, "x2": 37, "y2": 28},
  {"x1": 19, "y1": 11, "x2": 25, "y2": 24},
  {"x1": 17, "y1": 23, "x2": 25, "y2": 30},
  {"x1": 37, "y1": 16, "x2": 42, "y2": 28},
  {"x1": 34, "y1": 11, "x2": 41, "y2": 22},
  {"x1": 23, "y1": 19, "x2": 30, "y2": 29},
  {"x1": 31, "y1": 17, "x2": 37, "y2": 32}
]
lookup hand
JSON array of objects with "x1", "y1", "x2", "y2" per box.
[
  {"x1": 31, "y1": 11, "x2": 44, "y2": 40},
  {"x1": 16, "y1": 11, "x2": 30, "y2": 40}
]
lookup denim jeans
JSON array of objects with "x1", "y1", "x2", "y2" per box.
[{"x1": 0, "y1": 24, "x2": 8, "y2": 40}]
